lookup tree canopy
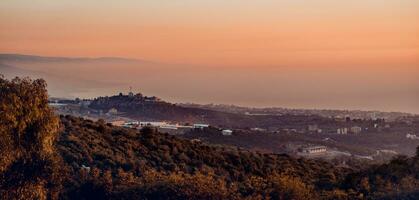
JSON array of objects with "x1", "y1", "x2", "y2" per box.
[{"x1": 0, "y1": 75, "x2": 62, "y2": 200}]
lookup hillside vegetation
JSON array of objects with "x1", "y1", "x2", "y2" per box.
[
  {"x1": 0, "y1": 76, "x2": 62, "y2": 199},
  {"x1": 57, "y1": 115, "x2": 419, "y2": 200},
  {"x1": 59, "y1": 115, "x2": 350, "y2": 199},
  {"x1": 1, "y1": 76, "x2": 419, "y2": 200}
]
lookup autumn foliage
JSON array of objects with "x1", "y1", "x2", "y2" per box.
[{"x1": 0, "y1": 76, "x2": 62, "y2": 199}]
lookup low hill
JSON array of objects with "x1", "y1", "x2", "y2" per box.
[{"x1": 89, "y1": 93, "x2": 335, "y2": 129}]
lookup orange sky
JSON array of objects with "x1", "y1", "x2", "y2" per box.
[
  {"x1": 1, "y1": 0, "x2": 419, "y2": 113},
  {"x1": 1, "y1": 0, "x2": 418, "y2": 67}
]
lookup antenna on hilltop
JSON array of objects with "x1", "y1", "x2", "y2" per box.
[{"x1": 129, "y1": 86, "x2": 133, "y2": 96}]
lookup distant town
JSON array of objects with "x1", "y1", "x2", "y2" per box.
[{"x1": 48, "y1": 90, "x2": 419, "y2": 163}]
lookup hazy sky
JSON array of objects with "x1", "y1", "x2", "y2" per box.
[{"x1": 1, "y1": 0, "x2": 418, "y2": 113}]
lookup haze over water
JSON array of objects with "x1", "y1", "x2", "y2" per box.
[{"x1": 1, "y1": 0, "x2": 418, "y2": 113}]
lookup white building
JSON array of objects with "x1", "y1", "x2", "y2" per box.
[
  {"x1": 222, "y1": 129, "x2": 233, "y2": 136},
  {"x1": 193, "y1": 124, "x2": 209, "y2": 129},
  {"x1": 177, "y1": 125, "x2": 193, "y2": 129},
  {"x1": 350, "y1": 126, "x2": 362, "y2": 134},
  {"x1": 139, "y1": 121, "x2": 168, "y2": 127},
  {"x1": 123, "y1": 121, "x2": 169, "y2": 129},
  {"x1": 123, "y1": 121, "x2": 139, "y2": 128},
  {"x1": 125, "y1": 121, "x2": 139, "y2": 125},
  {"x1": 301, "y1": 146, "x2": 327, "y2": 154},
  {"x1": 337, "y1": 128, "x2": 348, "y2": 134},
  {"x1": 406, "y1": 133, "x2": 419, "y2": 140},
  {"x1": 159, "y1": 124, "x2": 178, "y2": 130},
  {"x1": 251, "y1": 127, "x2": 266, "y2": 132}
]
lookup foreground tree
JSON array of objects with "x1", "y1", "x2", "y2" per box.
[{"x1": 0, "y1": 75, "x2": 62, "y2": 200}]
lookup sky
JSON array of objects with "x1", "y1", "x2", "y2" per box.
[{"x1": 1, "y1": 0, "x2": 419, "y2": 113}]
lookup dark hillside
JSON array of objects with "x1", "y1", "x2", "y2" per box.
[
  {"x1": 57, "y1": 115, "x2": 353, "y2": 199},
  {"x1": 57, "y1": 115, "x2": 419, "y2": 199},
  {"x1": 89, "y1": 93, "x2": 335, "y2": 129},
  {"x1": 58, "y1": 115, "x2": 347, "y2": 183}
]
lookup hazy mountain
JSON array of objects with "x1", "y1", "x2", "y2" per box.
[
  {"x1": 0, "y1": 54, "x2": 161, "y2": 98},
  {"x1": 1, "y1": 53, "x2": 418, "y2": 114},
  {"x1": 0, "y1": 53, "x2": 144, "y2": 63}
]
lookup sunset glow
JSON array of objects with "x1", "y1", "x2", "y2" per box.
[
  {"x1": 1, "y1": 0, "x2": 418, "y2": 65},
  {"x1": 1, "y1": 0, "x2": 418, "y2": 113}
]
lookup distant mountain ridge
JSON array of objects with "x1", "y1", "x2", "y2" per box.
[
  {"x1": 1, "y1": 53, "x2": 416, "y2": 114},
  {"x1": 0, "y1": 53, "x2": 161, "y2": 98},
  {"x1": 0, "y1": 53, "x2": 145, "y2": 63}
]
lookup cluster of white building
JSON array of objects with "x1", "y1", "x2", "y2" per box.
[
  {"x1": 112, "y1": 120, "x2": 233, "y2": 136},
  {"x1": 301, "y1": 146, "x2": 327, "y2": 154},
  {"x1": 337, "y1": 126, "x2": 362, "y2": 134},
  {"x1": 118, "y1": 121, "x2": 201, "y2": 135},
  {"x1": 351, "y1": 126, "x2": 362, "y2": 133},
  {"x1": 221, "y1": 129, "x2": 233, "y2": 136},
  {"x1": 121, "y1": 121, "x2": 194, "y2": 130},
  {"x1": 306, "y1": 124, "x2": 363, "y2": 135},
  {"x1": 406, "y1": 133, "x2": 419, "y2": 140},
  {"x1": 337, "y1": 127, "x2": 349, "y2": 134}
]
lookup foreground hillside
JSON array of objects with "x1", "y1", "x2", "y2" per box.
[
  {"x1": 1, "y1": 76, "x2": 419, "y2": 200},
  {"x1": 58, "y1": 115, "x2": 351, "y2": 199},
  {"x1": 58, "y1": 115, "x2": 419, "y2": 199}
]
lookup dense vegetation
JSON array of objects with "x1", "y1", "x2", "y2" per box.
[
  {"x1": 59, "y1": 115, "x2": 351, "y2": 199},
  {"x1": 0, "y1": 76, "x2": 62, "y2": 199},
  {"x1": 1, "y1": 76, "x2": 419, "y2": 199},
  {"x1": 180, "y1": 127, "x2": 419, "y2": 159},
  {"x1": 57, "y1": 116, "x2": 419, "y2": 199}
]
